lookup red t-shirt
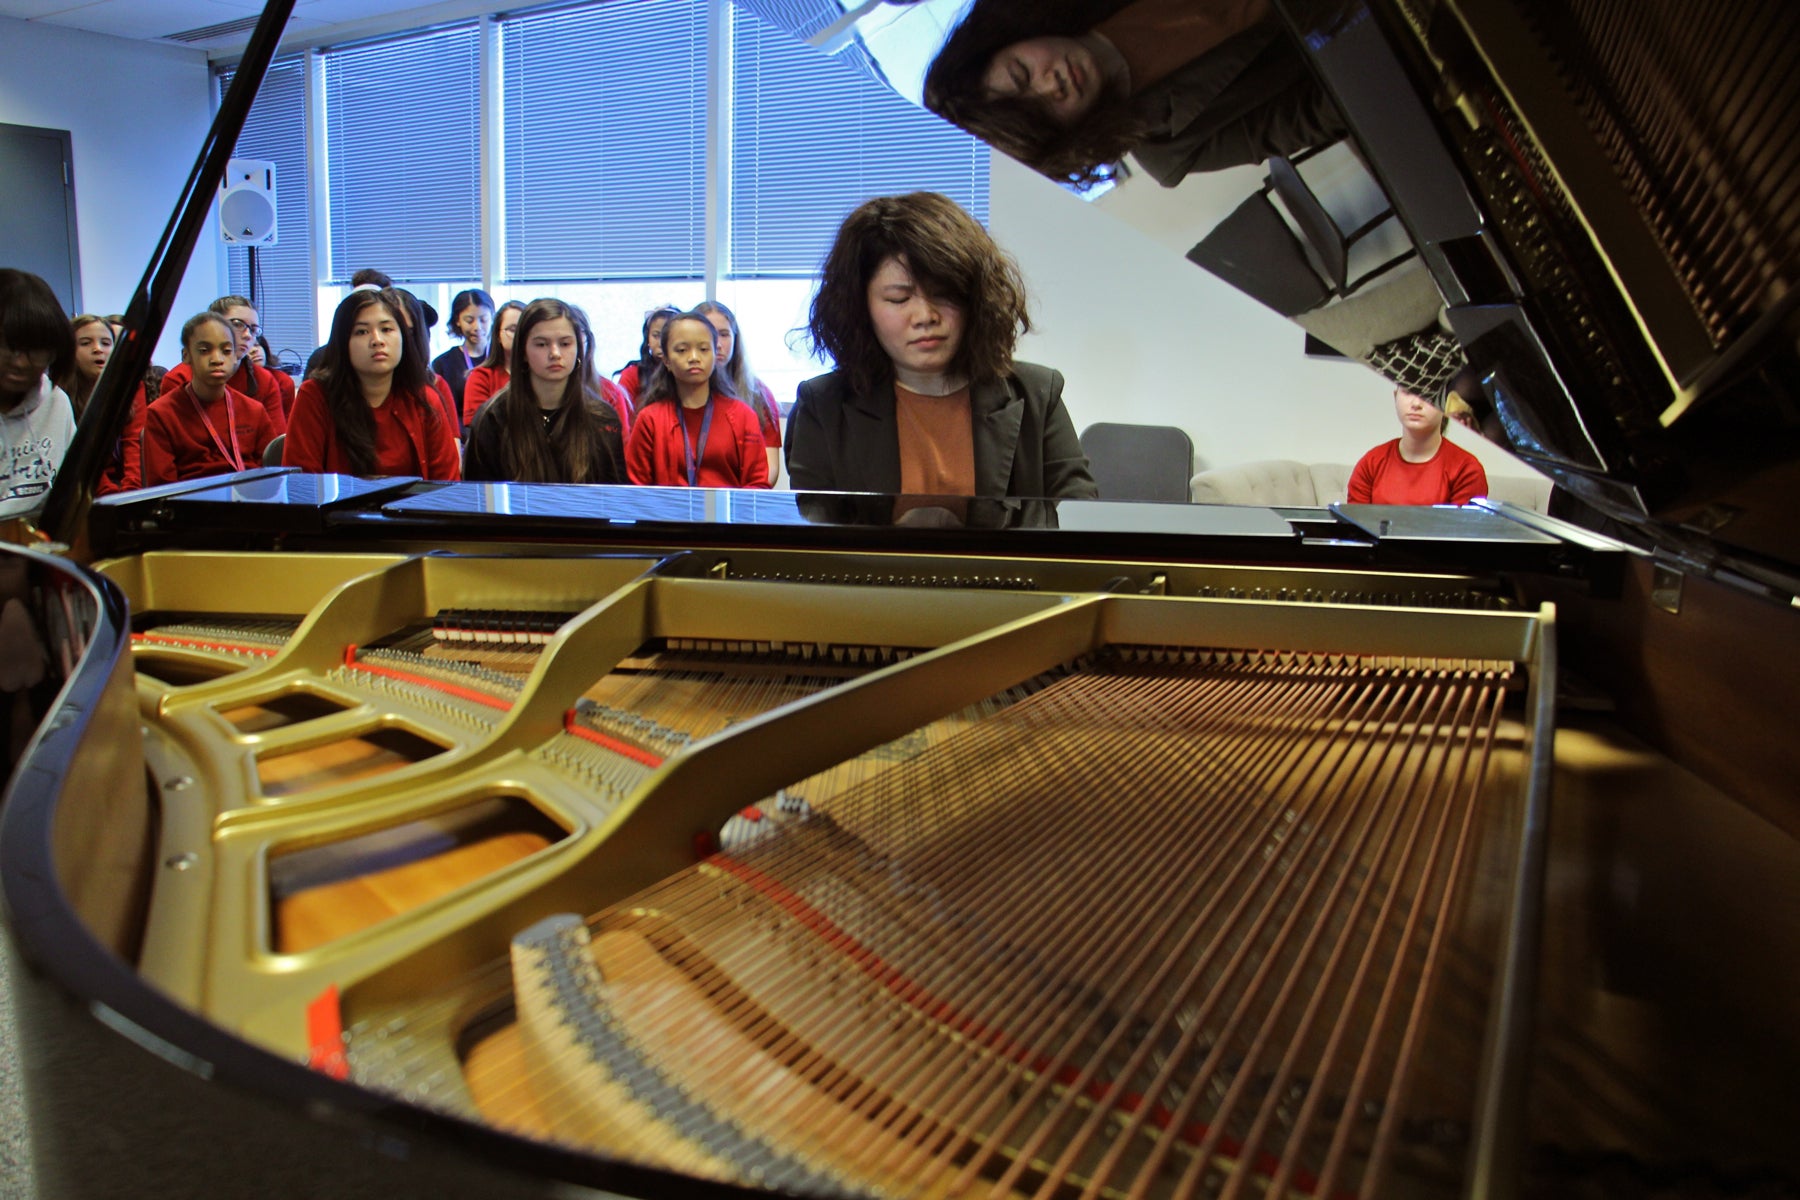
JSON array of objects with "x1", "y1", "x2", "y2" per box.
[
  {"x1": 599, "y1": 375, "x2": 635, "y2": 430},
  {"x1": 463, "y1": 364, "x2": 508, "y2": 426},
  {"x1": 1346, "y1": 437, "x2": 1488, "y2": 506},
  {"x1": 616, "y1": 362, "x2": 644, "y2": 403}
]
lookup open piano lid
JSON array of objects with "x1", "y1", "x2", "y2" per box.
[{"x1": 1278, "y1": 0, "x2": 1800, "y2": 591}]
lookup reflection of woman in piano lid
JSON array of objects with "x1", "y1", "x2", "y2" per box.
[
  {"x1": 463, "y1": 298, "x2": 626, "y2": 486},
  {"x1": 923, "y1": 0, "x2": 1342, "y2": 187},
  {"x1": 281, "y1": 288, "x2": 462, "y2": 481},
  {"x1": 788, "y1": 192, "x2": 1096, "y2": 500}
]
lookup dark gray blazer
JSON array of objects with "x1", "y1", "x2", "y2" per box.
[{"x1": 785, "y1": 362, "x2": 1098, "y2": 500}]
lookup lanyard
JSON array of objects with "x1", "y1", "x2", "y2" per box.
[
  {"x1": 676, "y1": 398, "x2": 715, "y2": 488},
  {"x1": 186, "y1": 383, "x2": 244, "y2": 473}
]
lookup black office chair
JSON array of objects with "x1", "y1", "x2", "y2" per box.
[
  {"x1": 262, "y1": 433, "x2": 285, "y2": 467},
  {"x1": 1080, "y1": 423, "x2": 1195, "y2": 503},
  {"x1": 1187, "y1": 147, "x2": 1413, "y2": 317}
]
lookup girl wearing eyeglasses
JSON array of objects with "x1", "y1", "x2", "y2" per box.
[
  {"x1": 626, "y1": 312, "x2": 768, "y2": 489},
  {"x1": 158, "y1": 295, "x2": 288, "y2": 433},
  {"x1": 283, "y1": 288, "x2": 461, "y2": 480},
  {"x1": 142, "y1": 311, "x2": 277, "y2": 486},
  {"x1": 464, "y1": 299, "x2": 626, "y2": 485}
]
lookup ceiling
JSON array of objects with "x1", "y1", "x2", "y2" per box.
[{"x1": 0, "y1": 0, "x2": 482, "y2": 55}]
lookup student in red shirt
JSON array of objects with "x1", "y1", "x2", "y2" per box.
[
  {"x1": 614, "y1": 304, "x2": 681, "y2": 408},
  {"x1": 626, "y1": 312, "x2": 768, "y2": 489},
  {"x1": 462, "y1": 300, "x2": 526, "y2": 429},
  {"x1": 142, "y1": 312, "x2": 275, "y2": 486},
  {"x1": 283, "y1": 288, "x2": 461, "y2": 480},
  {"x1": 695, "y1": 299, "x2": 784, "y2": 487},
  {"x1": 463, "y1": 299, "x2": 626, "y2": 485},
  {"x1": 1347, "y1": 386, "x2": 1489, "y2": 506},
  {"x1": 159, "y1": 296, "x2": 287, "y2": 436}
]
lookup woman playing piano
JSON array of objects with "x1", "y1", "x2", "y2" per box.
[
  {"x1": 463, "y1": 299, "x2": 626, "y2": 486},
  {"x1": 282, "y1": 288, "x2": 461, "y2": 480},
  {"x1": 786, "y1": 192, "x2": 1096, "y2": 500}
]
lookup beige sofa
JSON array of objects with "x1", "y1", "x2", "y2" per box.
[{"x1": 1188, "y1": 458, "x2": 1553, "y2": 512}]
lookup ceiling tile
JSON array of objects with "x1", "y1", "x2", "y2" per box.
[
  {"x1": 0, "y1": 0, "x2": 105, "y2": 20},
  {"x1": 40, "y1": 0, "x2": 253, "y2": 39}
]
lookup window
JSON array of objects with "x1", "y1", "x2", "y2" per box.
[
  {"x1": 501, "y1": 0, "x2": 709, "y2": 282},
  {"x1": 729, "y1": 6, "x2": 989, "y2": 278},
  {"x1": 324, "y1": 26, "x2": 482, "y2": 284},
  {"x1": 220, "y1": 57, "x2": 314, "y2": 364}
]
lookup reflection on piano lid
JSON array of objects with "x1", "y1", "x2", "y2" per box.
[{"x1": 90, "y1": 471, "x2": 1625, "y2": 576}]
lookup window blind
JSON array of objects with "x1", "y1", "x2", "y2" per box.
[
  {"x1": 501, "y1": 0, "x2": 708, "y2": 282},
  {"x1": 729, "y1": 6, "x2": 989, "y2": 278},
  {"x1": 219, "y1": 57, "x2": 315, "y2": 362},
  {"x1": 324, "y1": 25, "x2": 482, "y2": 284}
]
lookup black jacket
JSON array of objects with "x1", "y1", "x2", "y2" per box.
[
  {"x1": 462, "y1": 388, "x2": 626, "y2": 484},
  {"x1": 785, "y1": 363, "x2": 1097, "y2": 500}
]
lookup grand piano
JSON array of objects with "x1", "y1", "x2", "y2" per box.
[{"x1": 3, "y1": 1, "x2": 1797, "y2": 1198}]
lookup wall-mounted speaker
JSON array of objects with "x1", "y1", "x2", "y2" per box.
[{"x1": 219, "y1": 158, "x2": 277, "y2": 246}]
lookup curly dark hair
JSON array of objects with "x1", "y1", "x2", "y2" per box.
[
  {"x1": 806, "y1": 193, "x2": 1031, "y2": 402},
  {"x1": 314, "y1": 288, "x2": 436, "y2": 475},
  {"x1": 923, "y1": 0, "x2": 1143, "y2": 187}
]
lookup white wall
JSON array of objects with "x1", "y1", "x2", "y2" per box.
[
  {"x1": 989, "y1": 152, "x2": 1535, "y2": 481},
  {"x1": 0, "y1": 16, "x2": 223, "y2": 366}
]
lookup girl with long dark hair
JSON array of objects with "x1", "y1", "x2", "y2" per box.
[
  {"x1": 693, "y1": 299, "x2": 783, "y2": 487},
  {"x1": 462, "y1": 300, "x2": 526, "y2": 428},
  {"x1": 283, "y1": 288, "x2": 460, "y2": 479},
  {"x1": 62, "y1": 314, "x2": 113, "y2": 419},
  {"x1": 463, "y1": 299, "x2": 626, "y2": 485},
  {"x1": 626, "y1": 312, "x2": 767, "y2": 488},
  {"x1": 65, "y1": 313, "x2": 149, "y2": 494},
  {"x1": 789, "y1": 192, "x2": 1094, "y2": 499}
]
